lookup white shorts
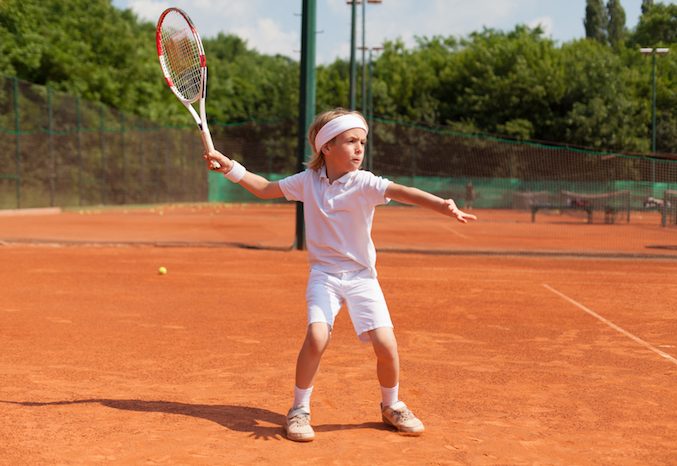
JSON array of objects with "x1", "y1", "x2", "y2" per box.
[{"x1": 305, "y1": 268, "x2": 393, "y2": 342}]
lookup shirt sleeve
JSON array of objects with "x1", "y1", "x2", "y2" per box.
[
  {"x1": 358, "y1": 171, "x2": 392, "y2": 206},
  {"x1": 278, "y1": 170, "x2": 308, "y2": 202}
]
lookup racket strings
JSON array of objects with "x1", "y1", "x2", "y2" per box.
[{"x1": 159, "y1": 13, "x2": 203, "y2": 101}]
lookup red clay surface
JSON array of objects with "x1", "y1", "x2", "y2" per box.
[
  {"x1": 1, "y1": 205, "x2": 676, "y2": 465},
  {"x1": 0, "y1": 204, "x2": 675, "y2": 257}
]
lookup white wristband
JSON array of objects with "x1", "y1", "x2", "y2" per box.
[{"x1": 224, "y1": 160, "x2": 246, "y2": 183}]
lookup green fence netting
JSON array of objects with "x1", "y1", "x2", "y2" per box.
[{"x1": 2, "y1": 76, "x2": 677, "y2": 226}]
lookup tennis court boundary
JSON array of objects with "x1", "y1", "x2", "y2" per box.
[
  {"x1": 0, "y1": 238, "x2": 294, "y2": 251},
  {"x1": 0, "y1": 207, "x2": 62, "y2": 217},
  {"x1": 543, "y1": 284, "x2": 677, "y2": 366},
  {"x1": 2, "y1": 238, "x2": 677, "y2": 260}
]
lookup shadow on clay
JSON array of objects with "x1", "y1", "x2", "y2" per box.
[{"x1": 0, "y1": 399, "x2": 391, "y2": 440}]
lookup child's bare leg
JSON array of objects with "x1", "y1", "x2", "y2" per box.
[
  {"x1": 285, "y1": 323, "x2": 329, "y2": 442},
  {"x1": 368, "y1": 327, "x2": 400, "y2": 388},
  {"x1": 369, "y1": 327, "x2": 424, "y2": 435},
  {"x1": 295, "y1": 322, "x2": 331, "y2": 389}
]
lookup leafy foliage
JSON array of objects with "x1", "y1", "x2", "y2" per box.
[
  {"x1": 642, "y1": 0, "x2": 654, "y2": 15},
  {"x1": 585, "y1": 0, "x2": 608, "y2": 43},
  {"x1": 631, "y1": 2, "x2": 677, "y2": 47},
  {"x1": 0, "y1": 0, "x2": 675, "y2": 154},
  {"x1": 0, "y1": 0, "x2": 177, "y2": 121},
  {"x1": 607, "y1": 0, "x2": 627, "y2": 48}
]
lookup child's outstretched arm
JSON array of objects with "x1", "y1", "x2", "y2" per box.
[
  {"x1": 385, "y1": 183, "x2": 477, "y2": 223},
  {"x1": 203, "y1": 149, "x2": 284, "y2": 200}
]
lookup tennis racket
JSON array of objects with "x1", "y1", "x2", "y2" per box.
[{"x1": 156, "y1": 8, "x2": 219, "y2": 167}]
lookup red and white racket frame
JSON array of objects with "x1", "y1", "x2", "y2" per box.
[{"x1": 156, "y1": 7, "x2": 215, "y2": 153}]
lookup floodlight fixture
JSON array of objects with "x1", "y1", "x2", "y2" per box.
[
  {"x1": 638, "y1": 47, "x2": 671, "y2": 182},
  {"x1": 640, "y1": 47, "x2": 670, "y2": 55},
  {"x1": 346, "y1": 0, "x2": 383, "y2": 110}
]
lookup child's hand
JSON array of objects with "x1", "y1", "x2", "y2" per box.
[
  {"x1": 203, "y1": 149, "x2": 233, "y2": 173},
  {"x1": 444, "y1": 199, "x2": 477, "y2": 223}
]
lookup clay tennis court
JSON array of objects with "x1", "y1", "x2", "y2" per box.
[{"x1": 1, "y1": 204, "x2": 676, "y2": 465}]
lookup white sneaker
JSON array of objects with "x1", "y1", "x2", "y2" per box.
[
  {"x1": 285, "y1": 406, "x2": 315, "y2": 442},
  {"x1": 381, "y1": 401, "x2": 425, "y2": 436}
]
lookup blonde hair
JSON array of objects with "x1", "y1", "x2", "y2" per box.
[{"x1": 306, "y1": 108, "x2": 368, "y2": 170}]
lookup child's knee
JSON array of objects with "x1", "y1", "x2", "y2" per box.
[
  {"x1": 369, "y1": 328, "x2": 398, "y2": 359},
  {"x1": 374, "y1": 342, "x2": 398, "y2": 361},
  {"x1": 304, "y1": 323, "x2": 331, "y2": 355}
]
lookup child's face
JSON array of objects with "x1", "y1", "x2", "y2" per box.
[{"x1": 325, "y1": 128, "x2": 367, "y2": 173}]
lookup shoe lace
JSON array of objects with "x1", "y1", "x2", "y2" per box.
[
  {"x1": 394, "y1": 407, "x2": 414, "y2": 422},
  {"x1": 290, "y1": 413, "x2": 310, "y2": 427}
]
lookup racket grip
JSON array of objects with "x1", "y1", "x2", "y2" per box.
[{"x1": 200, "y1": 130, "x2": 220, "y2": 169}]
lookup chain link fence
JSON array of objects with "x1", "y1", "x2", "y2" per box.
[{"x1": 2, "y1": 76, "x2": 677, "y2": 225}]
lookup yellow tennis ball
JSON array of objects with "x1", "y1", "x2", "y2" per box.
[{"x1": 158, "y1": 266, "x2": 167, "y2": 275}]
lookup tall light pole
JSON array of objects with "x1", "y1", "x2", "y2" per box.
[
  {"x1": 295, "y1": 0, "x2": 317, "y2": 250},
  {"x1": 640, "y1": 47, "x2": 670, "y2": 153},
  {"x1": 348, "y1": 1, "x2": 357, "y2": 109},
  {"x1": 639, "y1": 47, "x2": 669, "y2": 187},
  {"x1": 358, "y1": 45, "x2": 383, "y2": 171},
  {"x1": 347, "y1": 0, "x2": 382, "y2": 111}
]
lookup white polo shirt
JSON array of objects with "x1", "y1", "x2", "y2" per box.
[{"x1": 279, "y1": 167, "x2": 391, "y2": 274}]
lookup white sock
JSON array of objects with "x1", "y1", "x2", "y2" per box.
[
  {"x1": 380, "y1": 384, "x2": 399, "y2": 407},
  {"x1": 293, "y1": 385, "x2": 313, "y2": 411}
]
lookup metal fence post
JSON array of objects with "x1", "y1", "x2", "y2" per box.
[
  {"x1": 12, "y1": 77, "x2": 21, "y2": 208},
  {"x1": 100, "y1": 104, "x2": 106, "y2": 204},
  {"x1": 121, "y1": 111, "x2": 126, "y2": 204},
  {"x1": 76, "y1": 96, "x2": 82, "y2": 206},
  {"x1": 48, "y1": 85, "x2": 55, "y2": 206},
  {"x1": 139, "y1": 118, "x2": 146, "y2": 200}
]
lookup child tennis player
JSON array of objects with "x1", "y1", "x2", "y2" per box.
[{"x1": 204, "y1": 108, "x2": 476, "y2": 442}]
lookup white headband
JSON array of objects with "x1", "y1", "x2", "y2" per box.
[{"x1": 314, "y1": 114, "x2": 368, "y2": 153}]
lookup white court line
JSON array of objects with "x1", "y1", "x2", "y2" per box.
[
  {"x1": 543, "y1": 284, "x2": 677, "y2": 366},
  {"x1": 442, "y1": 224, "x2": 470, "y2": 240},
  {"x1": 0, "y1": 207, "x2": 61, "y2": 217}
]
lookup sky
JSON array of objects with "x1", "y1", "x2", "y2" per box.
[{"x1": 112, "y1": 0, "x2": 653, "y2": 64}]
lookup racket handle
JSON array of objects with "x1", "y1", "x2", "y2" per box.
[{"x1": 200, "y1": 129, "x2": 221, "y2": 169}]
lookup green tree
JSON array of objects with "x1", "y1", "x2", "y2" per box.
[
  {"x1": 630, "y1": 3, "x2": 677, "y2": 47},
  {"x1": 1, "y1": 0, "x2": 674, "y2": 158},
  {"x1": 558, "y1": 40, "x2": 646, "y2": 151},
  {"x1": 0, "y1": 0, "x2": 46, "y2": 78},
  {"x1": 627, "y1": 2, "x2": 676, "y2": 154},
  {"x1": 0, "y1": 0, "x2": 174, "y2": 121},
  {"x1": 204, "y1": 33, "x2": 298, "y2": 122},
  {"x1": 607, "y1": 0, "x2": 627, "y2": 48},
  {"x1": 584, "y1": 0, "x2": 607, "y2": 43},
  {"x1": 316, "y1": 59, "x2": 351, "y2": 111},
  {"x1": 364, "y1": 37, "x2": 452, "y2": 125},
  {"x1": 632, "y1": 39, "x2": 677, "y2": 154},
  {"x1": 434, "y1": 27, "x2": 564, "y2": 141},
  {"x1": 0, "y1": 0, "x2": 300, "y2": 126},
  {"x1": 641, "y1": 0, "x2": 654, "y2": 15}
]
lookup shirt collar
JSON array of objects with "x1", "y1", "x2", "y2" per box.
[{"x1": 319, "y1": 166, "x2": 357, "y2": 185}]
